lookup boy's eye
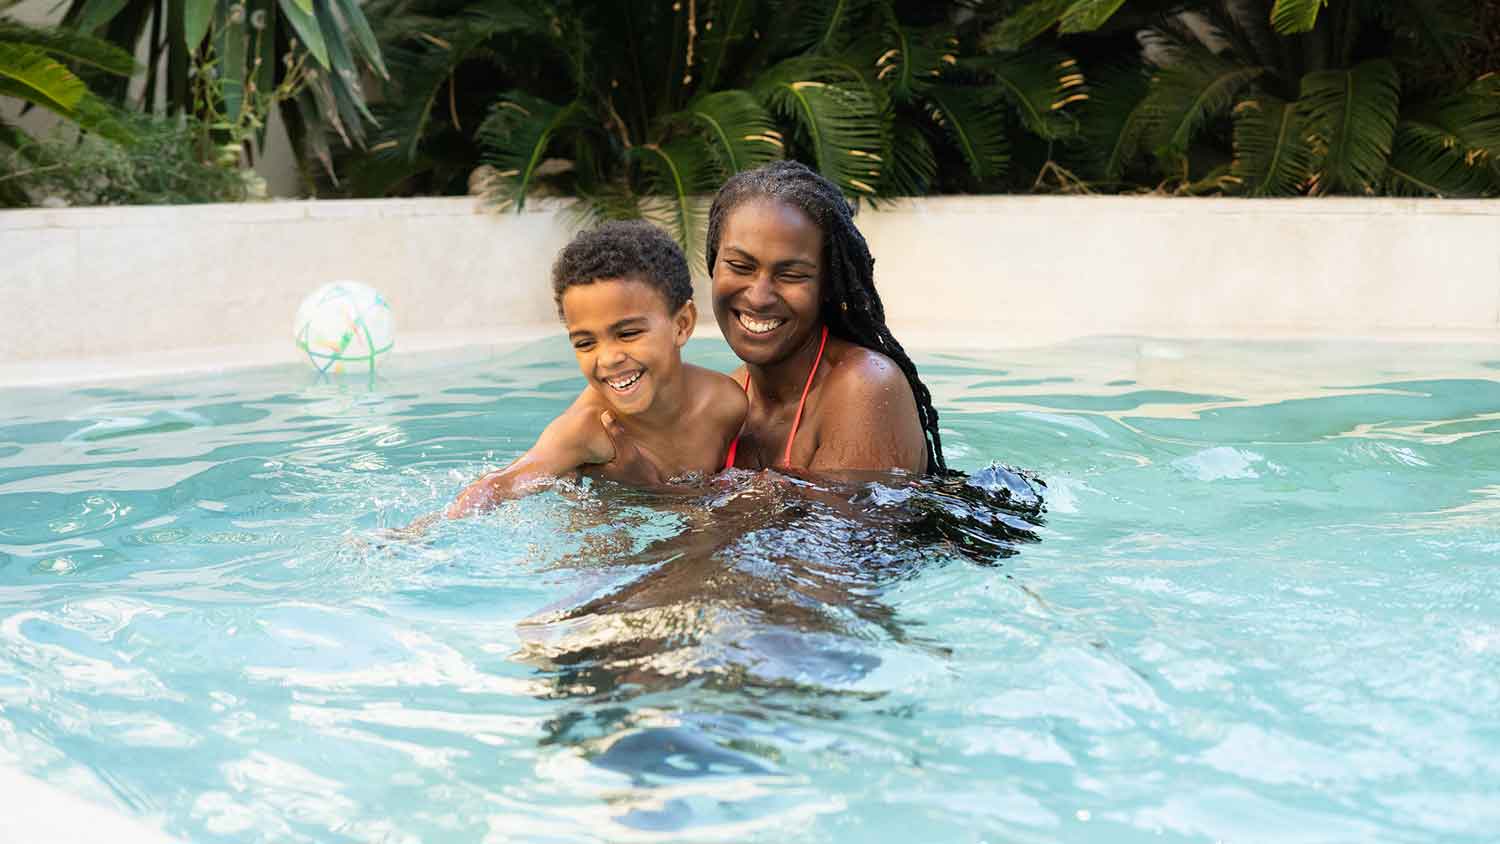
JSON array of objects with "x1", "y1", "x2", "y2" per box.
[
  {"x1": 573, "y1": 340, "x2": 595, "y2": 351},
  {"x1": 727, "y1": 261, "x2": 752, "y2": 273},
  {"x1": 619, "y1": 330, "x2": 642, "y2": 340}
]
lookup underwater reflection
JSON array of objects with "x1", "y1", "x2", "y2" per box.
[
  {"x1": 519, "y1": 466, "x2": 1044, "y2": 700},
  {"x1": 506, "y1": 466, "x2": 1043, "y2": 833}
]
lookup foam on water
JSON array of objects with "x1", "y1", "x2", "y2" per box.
[{"x1": 1, "y1": 336, "x2": 1498, "y2": 843}]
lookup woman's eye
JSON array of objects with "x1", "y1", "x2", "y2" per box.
[
  {"x1": 780, "y1": 273, "x2": 810, "y2": 282},
  {"x1": 573, "y1": 341, "x2": 594, "y2": 351},
  {"x1": 619, "y1": 330, "x2": 642, "y2": 340},
  {"x1": 727, "y1": 261, "x2": 752, "y2": 273}
]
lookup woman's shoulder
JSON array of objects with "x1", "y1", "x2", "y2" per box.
[{"x1": 823, "y1": 339, "x2": 915, "y2": 403}]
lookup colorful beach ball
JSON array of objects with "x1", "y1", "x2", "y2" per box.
[{"x1": 293, "y1": 281, "x2": 394, "y2": 374}]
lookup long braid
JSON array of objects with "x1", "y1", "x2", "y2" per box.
[{"x1": 706, "y1": 161, "x2": 950, "y2": 475}]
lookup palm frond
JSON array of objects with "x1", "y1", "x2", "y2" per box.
[
  {"x1": 1385, "y1": 122, "x2": 1495, "y2": 197},
  {"x1": 1383, "y1": 82, "x2": 1500, "y2": 197},
  {"x1": 881, "y1": 118, "x2": 937, "y2": 195},
  {"x1": 1230, "y1": 95, "x2": 1317, "y2": 195},
  {"x1": 1140, "y1": 45, "x2": 1263, "y2": 169},
  {"x1": 1270, "y1": 0, "x2": 1325, "y2": 35},
  {"x1": 970, "y1": 47, "x2": 1086, "y2": 141},
  {"x1": 680, "y1": 89, "x2": 782, "y2": 176},
  {"x1": 752, "y1": 57, "x2": 884, "y2": 196},
  {"x1": 477, "y1": 92, "x2": 588, "y2": 211},
  {"x1": 1076, "y1": 64, "x2": 1151, "y2": 184},
  {"x1": 0, "y1": 42, "x2": 87, "y2": 114},
  {"x1": 1299, "y1": 59, "x2": 1400, "y2": 194},
  {"x1": 981, "y1": 0, "x2": 1074, "y2": 53},
  {"x1": 778, "y1": 0, "x2": 875, "y2": 56},
  {"x1": 876, "y1": 23, "x2": 951, "y2": 106},
  {"x1": 698, "y1": 0, "x2": 757, "y2": 90},
  {"x1": 630, "y1": 137, "x2": 719, "y2": 267},
  {"x1": 0, "y1": 19, "x2": 135, "y2": 75},
  {"x1": 1387, "y1": 0, "x2": 1473, "y2": 70},
  {"x1": 1058, "y1": 0, "x2": 1129, "y2": 35},
  {"x1": 925, "y1": 86, "x2": 1010, "y2": 183}
]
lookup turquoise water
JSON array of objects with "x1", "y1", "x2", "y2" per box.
[{"x1": 1, "y1": 336, "x2": 1498, "y2": 843}]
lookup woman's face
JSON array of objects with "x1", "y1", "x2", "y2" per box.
[{"x1": 711, "y1": 198, "x2": 825, "y2": 367}]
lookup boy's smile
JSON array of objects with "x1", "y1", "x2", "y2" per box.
[{"x1": 562, "y1": 277, "x2": 695, "y2": 418}]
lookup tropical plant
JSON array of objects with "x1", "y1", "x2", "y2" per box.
[
  {"x1": 985, "y1": 0, "x2": 1500, "y2": 196},
  {"x1": 3, "y1": 110, "x2": 253, "y2": 206},
  {"x1": 342, "y1": 0, "x2": 1088, "y2": 253},
  {"x1": 1, "y1": 12, "x2": 136, "y2": 204},
  {"x1": 56, "y1": 0, "x2": 387, "y2": 180}
]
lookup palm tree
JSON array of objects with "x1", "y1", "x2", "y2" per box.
[
  {"x1": 349, "y1": 0, "x2": 1087, "y2": 253},
  {"x1": 987, "y1": 0, "x2": 1500, "y2": 196}
]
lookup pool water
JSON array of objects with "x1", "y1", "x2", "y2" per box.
[{"x1": 1, "y1": 336, "x2": 1498, "y2": 843}]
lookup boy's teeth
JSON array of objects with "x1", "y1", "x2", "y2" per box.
[
  {"x1": 606, "y1": 371, "x2": 643, "y2": 390},
  {"x1": 738, "y1": 312, "x2": 785, "y2": 334}
]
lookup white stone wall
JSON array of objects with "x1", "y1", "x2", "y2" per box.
[{"x1": 1, "y1": 195, "x2": 1498, "y2": 384}]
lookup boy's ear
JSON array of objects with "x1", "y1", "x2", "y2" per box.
[{"x1": 672, "y1": 300, "x2": 696, "y2": 347}]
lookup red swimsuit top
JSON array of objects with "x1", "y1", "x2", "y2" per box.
[{"x1": 722, "y1": 325, "x2": 830, "y2": 471}]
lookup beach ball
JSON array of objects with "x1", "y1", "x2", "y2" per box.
[{"x1": 293, "y1": 281, "x2": 395, "y2": 374}]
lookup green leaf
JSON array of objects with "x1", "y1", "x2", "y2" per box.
[
  {"x1": 1385, "y1": 122, "x2": 1494, "y2": 197},
  {"x1": 0, "y1": 42, "x2": 87, "y2": 113},
  {"x1": 778, "y1": 0, "x2": 873, "y2": 56},
  {"x1": 881, "y1": 118, "x2": 937, "y2": 196},
  {"x1": 73, "y1": 0, "x2": 132, "y2": 33},
  {"x1": 629, "y1": 137, "x2": 718, "y2": 264},
  {"x1": 333, "y1": 0, "x2": 387, "y2": 79},
  {"x1": 698, "y1": 0, "x2": 754, "y2": 90},
  {"x1": 0, "y1": 20, "x2": 136, "y2": 75},
  {"x1": 477, "y1": 92, "x2": 587, "y2": 211},
  {"x1": 277, "y1": 0, "x2": 328, "y2": 69},
  {"x1": 682, "y1": 89, "x2": 782, "y2": 175},
  {"x1": 1058, "y1": 0, "x2": 1129, "y2": 34},
  {"x1": 973, "y1": 47, "x2": 1086, "y2": 141},
  {"x1": 1270, "y1": 0, "x2": 1325, "y2": 35},
  {"x1": 183, "y1": 0, "x2": 212, "y2": 51},
  {"x1": 1140, "y1": 46, "x2": 1263, "y2": 169},
  {"x1": 925, "y1": 86, "x2": 1010, "y2": 183},
  {"x1": 753, "y1": 57, "x2": 885, "y2": 196},
  {"x1": 214, "y1": 2, "x2": 247, "y2": 125},
  {"x1": 981, "y1": 0, "x2": 1073, "y2": 53},
  {"x1": 877, "y1": 23, "x2": 950, "y2": 105},
  {"x1": 1230, "y1": 95, "x2": 1317, "y2": 196},
  {"x1": 1300, "y1": 59, "x2": 1400, "y2": 194},
  {"x1": 1077, "y1": 65, "x2": 1150, "y2": 183},
  {"x1": 1384, "y1": 84, "x2": 1500, "y2": 197}
]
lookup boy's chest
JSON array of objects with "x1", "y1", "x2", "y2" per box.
[{"x1": 595, "y1": 424, "x2": 727, "y2": 484}]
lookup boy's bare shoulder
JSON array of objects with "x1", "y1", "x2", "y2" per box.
[
  {"x1": 686, "y1": 365, "x2": 748, "y2": 429},
  {"x1": 542, "y1": 389, "x2": 615, "y2": 464}
]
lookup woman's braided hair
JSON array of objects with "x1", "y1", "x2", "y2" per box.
[{"x1": 705, "y1": 161, "x2": 948, "y2": 475}]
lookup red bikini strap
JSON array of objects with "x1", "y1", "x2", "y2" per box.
[{"x1": 783, "y1": 325, "x2": 829, "y2": 468}]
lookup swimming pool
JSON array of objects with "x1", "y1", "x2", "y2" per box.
[{"x1": 1, "y1": 336, "x2": 1497, "y2": 842}]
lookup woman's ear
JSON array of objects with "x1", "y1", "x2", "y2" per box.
[{"x1": 672, "y1": 300, "x2": 697, "y2": 347}]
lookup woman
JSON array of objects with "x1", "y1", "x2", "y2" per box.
[{"x1": 707, "y1": 160, "x2": 948, "y2": 476}]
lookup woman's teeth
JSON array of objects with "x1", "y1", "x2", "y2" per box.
[
  {"x1": 738, "y1": 312, "x2": 786, "y2": 335},
  {"x1": 605, "y1": 371, "x2": 643, "y2": 391}
]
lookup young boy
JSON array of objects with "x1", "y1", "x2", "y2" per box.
[{"x1": 445, "y1": 220, "x2": 747, "y2": 518}]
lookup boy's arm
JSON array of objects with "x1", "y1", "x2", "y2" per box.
[{"x1": 445, "y1": 405, "x2": 615, "y2": 518}]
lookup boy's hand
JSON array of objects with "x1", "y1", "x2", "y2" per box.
[{"x1": 600, "y1": 410, "x2": 665, "y2": 486}]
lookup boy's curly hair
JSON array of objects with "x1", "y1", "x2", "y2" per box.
[{"x1": 551, "y1": 220, "x2": 693, "y2": 319}]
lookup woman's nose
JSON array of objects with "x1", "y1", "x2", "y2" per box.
[{"x1": 742, "y1": 272, "x2": 777, "y2": 309}]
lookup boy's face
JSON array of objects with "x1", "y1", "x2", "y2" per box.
[{"x1": 561, "y1": 277, "x2": 696, "y2": 416}]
